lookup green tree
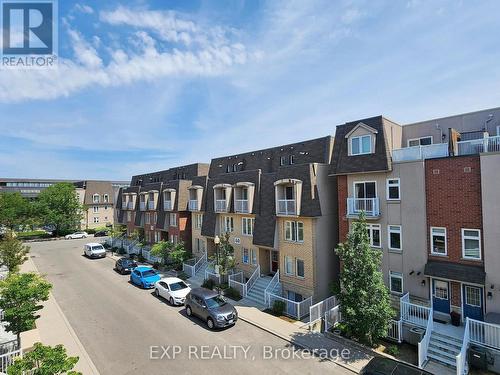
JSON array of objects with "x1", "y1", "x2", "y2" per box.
[
  {"x1": 7, "y1": 342, "x2": 81, "y2": 375},
  {"x1": 150, "y1": 240, "x2": 173, "y2": 265},
  {"x1": 36, "y1": 183, "x2": 83, "y2": 236},
  {"x1": 169, "y1": 242, "x2": 189, "y2": 270},
  {"x1": 334, "y1": 213, "x2": 393, "y2": 346},
  {"x1": 0, "y1": 273, "x2": 52, "y2": 346},
  {"x1": 215, "y1": 232, "x2": 235, "y2": 278},
  {"x1": 0, "y1": 231, "x2": 30, "y2": 273},
  {"x1": 0, "y1": 192, "x2": 30, "y2": 230}
]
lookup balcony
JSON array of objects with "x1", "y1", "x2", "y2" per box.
[
  {"x1": 140, "y1": 202, "x2": 146, "y2": 211},
  {"x1": 457, "y1": 136, "x2": 500, "y2": 156},
  {"x1": 127, "y1": 201, "x2": 134, "y2": 209},
  {"x1": 392, "y1": 143, "x2": 448, "y2": 162},
  {"x1": 189, "y1": 200, "x2": 199, "y2": 211},
  {"x1": 163, "y1": 201, "x2": 172, "y2": 211},
  {"x1": 277, "y1": 199, "x2": 296, "y2": 216},
  {"x1": 215, "y1": 199, "x2": 228, "y2": 213},
  {"x1": 148, "y1": 200, "x2": 155, "y2": 210},
  {"x1": 234, "y1": 199, "x2": 249, "y2": 213},
  {"x1": 347, "y1": 198, "x2": 380, "y2": 218}
]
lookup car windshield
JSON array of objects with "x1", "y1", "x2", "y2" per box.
[
  {"x1": 123, "y1": 260, "x2": 136, "y2": 266},
  {"x1": 205, "y1": 295, "x2": 227, "y2": 309},
  {"x1": 169, "y1": 281, "x2": 188, "y2": 291},
  {"x1": 142, "y1": 270, "x2": 157, "y2": 277},
  {"x1": 91, "y1": 245, "x2": 104, "y2": 251}
]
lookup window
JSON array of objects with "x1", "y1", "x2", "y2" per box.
[
  {"x1": 388, "y1": 225, "x2": 402, "y2": 251},
  {"x1": 280, "y1": 156, "x2": 286, "y2": 166},
  {"x1": 462, "y1": 229, "x2": 481, "y2": 260},
  {"x1": 350, "y1": 135, "x2": 372, "y2": 155},
  {"x1": 367, "y1": 224, "x2": 381, "y2": 248},
  {"x1": 93, "y1": 194, "x2": 100, "y2": 203},
  {"x1": 354, "y1": 181, "x2": 376, "y2": 199},
  {"x1": 289, "y1": 155, "x2": 294, "y2": 165},
  {"x1": 242, "y1": 217, "x2": 254, "y2": 236},
  {"x1": 250, "y1": 249, "x2": 257, "y2": 265},
  {"x1": 296, "y1": 259, "x2": 305, "y2": 278},
  {"x1": 104, "y1": 217, "x2": 108, "y2": 221},
  {"x1": 285, "y1": 256, "x2": 293, "y2": 275},
  {"x1": 386, "y1": 179, "x2": 400, "y2": 200},
  {"x1": 408, "y1": 136, "x2": 433, "y2": 147},
  {"x1": 284, "y1": 221, "x2": 304, "y2": 242},
  {"x1": 103, "y1": 194, "x2": 109, "y2": 203},
  {"x1": 93, "y1": 217, "x2": 99, "y2": 224},
  {"x1": 221, "y1": 216, "x2": 234, "y2": 233},
  {"x1": 465, "y1": 286, "x2": 481, "y2": 307},
  {"x1": 145, "y1": 213, "x2": 150, "y2": 224},
  {"x1": 195, "y1": 238, "x2": 205, "y2": 252},
  {"x1": 389, "y1": 272, "x2": 403, "y2": 294},
  {"x1": 169, "y1": 213, "x2": 177, "y2": 227},
  {"x1": 242, "y1": 248, "x2": 249, "y2": 264},
  {"x1": 194, "y1": 214, "x2": 202, "y2": 230},
  {"x1": 434, "y1": 280, "x2": 448, "y2": 299},
  {"x1": 431, "y1": 227, "x2": 447, "y2": 255},
  {"x1": 93, "y1": 206, "x2": 99, "y2": 213},
  {"x1": 104, "y1": 205, "x2": 108, "y2": 210}
]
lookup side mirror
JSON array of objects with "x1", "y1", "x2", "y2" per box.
[{"x1": 202, "y1": 304, "x2": 207, "y2": 309}]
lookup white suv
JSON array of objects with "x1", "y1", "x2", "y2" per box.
[
  {"x1": 83, "y1": 243, "x2": 106, "y2": 259},
  {"x1": 65, "y1": 232, "x2": 88, "y2": 239}
]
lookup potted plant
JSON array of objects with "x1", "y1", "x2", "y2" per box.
[{"x1": 450, "y1": 310, "x2": 461, "y2": 326}]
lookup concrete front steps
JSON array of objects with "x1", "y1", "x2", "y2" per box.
[
  {"x1": 426, "y1": 331, "x2": 462, "y2": 369},
  {"x1": 245, "y1": 276, "x2": 273, "y2": 306}
]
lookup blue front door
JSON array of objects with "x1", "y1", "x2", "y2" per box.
[
  {"x1": 463, "y1": 285, "x2": 484, "y2": 321},
  {"x1": 432, "y1": 279, "x2": 451, "y2": 314}
]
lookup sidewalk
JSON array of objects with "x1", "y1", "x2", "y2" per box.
[
  {"x1": 236, "y1": 305, "x2": 374, "y2": 373},
  {"x1": 21, "y1": 258, "x2": 100, "y2": 375}
]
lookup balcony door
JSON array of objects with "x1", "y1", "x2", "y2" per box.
[
  {"x1": 285, "y1": 186, "x2": 294, "y2": 200},
  {"x1": 354, "y1": 182, "x2": 376, "y2": 199}
]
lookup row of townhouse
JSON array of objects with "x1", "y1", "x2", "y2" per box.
[{"x1": 115, "y1": 106, "x2": 500, "y2": 369}]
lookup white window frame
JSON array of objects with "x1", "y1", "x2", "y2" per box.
[
  {"x1": 430, "y1": 227, "x2": 447, "y2": 255},
  {"x1": 250, "y1": 249, "x2": 257, "y2": 265},
  {"x1": 93, "y1": 194, "x2": 100, "y2": 203},
  {"x1": 284, "y1": 256, "x2": 293, "y2": 275},
  {"x1": 145, "y1": 212, "x2": 150, "y2": 224},
  {"x1": 389, "y1": 271, "x2": 403, "y2": 294},
  {"x1": 284, "y1": 221, "x2": 304, "y2": 242},
  {"x1": 388, "y1": 225, "x2": 402, "y2": 251},
  {"x1": 462, "y1": 228, "x2": 481, "y2": 260},
  {"x1": 407, "y1": 136, "x2": 433, "y2": 147},
  {"x1": 296, "y1": 258, "x2": 305, "y2": 278},
  {"x1": 93, "y1": 206, "x2": 99, "y2": 213},
  {"x1": 242, "y1": 217, "x2": 254, "y2": 236},
  {"x1": 221, "y1": 216, "x2": 234, "y2": 233},
  {"x1": 194, "y1": 214, "x2": 202, "y2": 230},
  {"x1": 386, "y1": 178, "x2": 401, "y2": 201},
  {"x1": 93, "y1": 217, "x2": 99, "y2": 224},
  {"x1": 367, "y1": 224, "x2": 381, "y2": 248},
  {"x1": 242, "y1": 248, "x2": 249, "y2": 264},
  {"x1": 434, "y1": 280, "x2": 449, "y2": 300},
  {"x1": 103, "y1": 194, "x2": 109, "y2": 203},
  {"x1": 350, "y1": 135, "x2": 372, "y2": 156},
  {"x1": 169, "y1": 213, "x2": 177, "y2": 227},
  {"x1": 465, "y1": 285, "x2": 481, "y2": 307}
]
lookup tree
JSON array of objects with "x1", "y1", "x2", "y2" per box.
[
  {"x1": 334, "y1": 213, "x2": 393, "y2": 346},
  {"x1": 169, "y1": 242, "x2": 189, "y2": 270},
  {"x1": 215, "y1": 232, "x2": 235, "y2": 278},
  {"x1": 7, "y1": 342, "x2": 81, "y2": 375},
  {"x1": 35, "y1": 183, "x2": 83, "y2": 236},
  {"x1": 0, "y1": 192, "x2": 30, "y2": 230},
  {"x1": 0, "y1": 273, "x2": 52, "y2": 346},
  {"x1": 108, "y1": 225, "x2": 125, "y2": 251},
  {"x1": 150, "y1": 240, "x2": 172, "y2": 265},
  {"x1": 0, "y1": 231, "x2": 30, "y2": 273}
]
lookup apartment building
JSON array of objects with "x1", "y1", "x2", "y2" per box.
[
  {"x1": 197, "y1": 137, "x2": 339, "y2": 305},
  {"x1": 331, "y1": 107, "x2": 500, "y2": 324},
  {"x1": 116, "y1": 163, "x2": 209, "y2": 250}
]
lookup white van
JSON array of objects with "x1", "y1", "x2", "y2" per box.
[{"x1": 83, "y1": 243, "x2": 106, "y2": 259}]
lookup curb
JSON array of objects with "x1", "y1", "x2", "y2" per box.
[{"x1": 238, "y1": 315, "x2": 358, "y2": 374}]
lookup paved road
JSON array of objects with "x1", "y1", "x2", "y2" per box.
[{"x1": 29, "y1": 238, "x2": 352, "y2": 375}]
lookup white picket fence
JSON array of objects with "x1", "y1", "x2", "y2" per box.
[
  {"x1": 267, "y1": 293, "x2": 312, "y2": 320},
  {"x1": 387, "y1": 319, "x2": 403, "y2": 343},
  {"x1": 309, "y1": 296, "x2": 337, "y2": 329},
  {"x1": 324, "y1": 305, "x2": 341, "y2": 332},
  {"x1": 0, "y1": 349, "x2": 22, "y2": 372},
  {"x1": 228, "y1": 272, "x2": 247, "y2": 297}
]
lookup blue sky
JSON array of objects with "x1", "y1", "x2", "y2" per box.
[{"x1": 1, "y1": 0, "x2": 500, "y2": 180}]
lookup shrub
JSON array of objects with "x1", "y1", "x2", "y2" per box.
[
  {"x1": 385, "y1": 345, "x2": 400, "y2": 356},
  {"x1": 129, "y1": 253, "x2": 136, "y2": 260},
  {"x1": 138, "y1": 254, "x2": 145, "y2": 263},
  {"x1": 219, "y1": 283, "x2": 229, "y2": 290},
  {"x1": 202, "y1": 279, "x2": 215, "y2": 290},
  {"x1": 117, "y1": 247, "x2": 126, "y2": 255},
  {"x1": 224, "y1": 287, "x2": 241, "y2": 300},
  {"x1": 272, "y1": 300, "x2": 286, "y2": 316}
]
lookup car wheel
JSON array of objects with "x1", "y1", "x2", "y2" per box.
[
  {"x1": 155, "y1": 289, "x2": 159, "y2": 297},
  {"x1": 169, "y1": 297, "x2": 174, "y2": 306},
  {"x1": 207, "y1": 318, "x2": 215, "y2": 330},
  {"x1": 141, "y1": 282, "x2": 145, "y2": 289},
  {"x1": 186, "y1": 306, "x2": 192, "y2": 317}
]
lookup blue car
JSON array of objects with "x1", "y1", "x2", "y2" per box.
[{"x1": 130, "y1": 266, "x2": 161, "y2": 289}]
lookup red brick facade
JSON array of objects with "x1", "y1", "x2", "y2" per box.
[
  {"x1": 425, "y1": 156, "x2": 483, "y2": 266},
  {"x1": 451, "y1": 281, "x2": 461, "y2": 307},
  {"x1": 337, "y1": 175, "x2": 349, "y2": 243}
]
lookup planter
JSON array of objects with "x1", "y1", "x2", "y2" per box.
[{"x1": 450, "y1": 311, "x2": 461, "y2": 326}]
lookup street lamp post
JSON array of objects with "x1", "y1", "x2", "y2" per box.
[{"x1": 214, "y1": 235, "x2": 220, "y2": 271}]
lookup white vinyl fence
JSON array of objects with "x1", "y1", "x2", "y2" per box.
[
  {"x1": 267, "y1": 293, "x2": 312, "y2": 320},
  {"x1": 309, "y1": 296, "x2": 337, "y2": 328}
]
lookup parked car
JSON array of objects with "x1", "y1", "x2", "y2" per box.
[
  {"x1": 360, "y1": 357, "x2": 433, "y2": 375},
  {"x1": 185, "y1": 288, "x2": 238, "y2": 330},
  {"x1": 65, "y1": 232, "x2": 88, "y2": 239},
  {"x1": 154, "y1": 277, "x2": 191, "y2": 305},
  {"x1": 115, "y1": 258, "x2": 138, "y2": 274},
  {"x1": 130, "y1": 266, "x2": 161, "y2": 289},
  {"x1": 93, "y1": 230, "x2": 108, "y2": 237},
  {"x1": 83, "y1": 243, "x2": 106, "y2": 259}
]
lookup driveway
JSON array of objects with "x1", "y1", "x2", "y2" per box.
[{"x1": 28, "y1": 238, "x2": 353, "y2": 375}]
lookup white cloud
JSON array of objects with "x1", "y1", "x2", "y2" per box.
[{"x1": 74, "y1": 4, "x2": 94, "y2": 14}]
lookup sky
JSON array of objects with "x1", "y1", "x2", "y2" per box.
[{"x1": 1, "y1": 0, "x2": 500, "y2": 181}]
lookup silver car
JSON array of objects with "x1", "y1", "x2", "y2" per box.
[{"x1": 185, "y1": 288, "x2": 238, "y2": 330}]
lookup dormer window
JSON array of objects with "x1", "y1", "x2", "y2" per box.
[
  {"x1": 408, "y1": 136, "x2": 432, "y2": 147},
  {"x1": 350, "y1": 135, "x2": 372, "y2": 155}
]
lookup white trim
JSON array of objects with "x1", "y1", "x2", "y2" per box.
[
  {"x1": 464, "y1": 285, "x2": 482, "y2": 307},
  {"x1": 284, "y1": 221, "x2": 304, "y2": 243},
  {"x1": 407, "y1": 136, "x2": 433, "y2": 147},
  {"x1": 461, "y1": 228, "x2": 481, "y2": 260},
  {"x1": 242, "y1": 217, "x2": 254, "y2": 236},
  {"x1": 284, "y1": 255, "x2": 294, "y2": 276},
  {"x1": 433, "y1": 279, "x2": 449, "y2": 300},
  {"x1": 349, "y1": 134, "x2": 373, "y2": 156},
  {"x1": 353, "y1": 180, "x2": 378, "y2": 199},
  {"x1": 386, "y1": 178, "x2": 401, "y2": 201},
  {"x1": 389, "y1": 271, "x2": 403, "y2": 294},
  {"x1": 430, "y1": 226, "x2": 447, "y2": 256},
  {"x1": 388, "y1": 225, "x2": 402, "y2": 251},
  {"x1": 344, "y1": 122, "x2": 378, "y2": 138},
  {"x1": 295, "y1": 258, "x2": 305, "y2": 279},
  {"x1": 367, "y1": 224, "x2": 381, "y2": 248}
]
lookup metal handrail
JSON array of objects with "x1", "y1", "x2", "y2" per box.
[{"x1": 264, "y1": 270, "x2": 280, "y2": 305}]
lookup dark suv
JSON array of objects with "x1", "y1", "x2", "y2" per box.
[
  {"x1": 185, "y1": 288, "x2": 238, "y2": 330},
  {"x1": 360, "y1": 357, "x2": 433, "y2": 375},
  {"x1": 115, "y1": 258, "x2": 138, "y2": 274}
]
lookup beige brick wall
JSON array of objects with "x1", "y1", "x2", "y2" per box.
[
  {"x1": 191, "y1": 213, "x2": 206, "y2": 257},
  {"x1": 82, "y1": 204, "x2": 114, "y2": 229}
]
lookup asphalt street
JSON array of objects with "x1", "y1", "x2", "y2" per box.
[{"x1": 29, "y1": 238, "x2": 353, "y2": 375}]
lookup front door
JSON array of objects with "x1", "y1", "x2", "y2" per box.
[
  {"x1": 463, "y1": 285, "x2": 484, "y2": 321},
  {"x1": 271, "y1": 251, "x2": 279, "y2": 273},
  {"x1": 432, "y1": 279, "x2": 451, "y2": 314}
]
